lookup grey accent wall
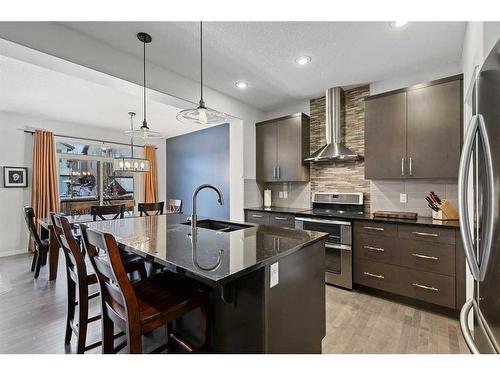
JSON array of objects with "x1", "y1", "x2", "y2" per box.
[{"x1": 166, "y1": 124, "x2": 230, "y2": 219}]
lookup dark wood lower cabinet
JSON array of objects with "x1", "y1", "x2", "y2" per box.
[{"x1": 353, "y1": 220, "x2": 464, "y2": 311}]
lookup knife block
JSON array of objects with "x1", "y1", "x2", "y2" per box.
[{"x1": 432, "y1": 199, "x2": 459, "y2": 221}]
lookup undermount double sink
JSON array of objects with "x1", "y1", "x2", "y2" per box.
[{"x1": 181, "y1": 219, "x2": 252, "y2": 233}]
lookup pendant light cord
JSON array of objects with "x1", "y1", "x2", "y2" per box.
[
  {"x1": 130, "y1": 112, "x2": 135, "y2": 158},
  {"x1": 200, "y1": 21, "x2": 204, "y2": 106},
  {"x1": 143, "y1": 40, "x2": 147, "y2": 128}
]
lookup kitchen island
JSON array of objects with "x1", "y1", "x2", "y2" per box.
[{"x1": 85, "y1": 214, "x2": 327, "y2": 353}]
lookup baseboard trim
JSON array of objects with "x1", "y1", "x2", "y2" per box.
[{"x1": 0, "y1": 249, "x2": 29, "y2": 258}]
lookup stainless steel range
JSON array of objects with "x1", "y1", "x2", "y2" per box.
[{"x1": 295, "y1": 192, "x2": 364, "y2": 289}]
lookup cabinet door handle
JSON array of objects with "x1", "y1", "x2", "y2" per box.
[
  {"x1": 252, "y1": 214, "x2": 264, "y2": 218},
  {"x1": 412, "y1": 253, "x2": 439, "y2": 261},
  {"x1": 401, "y1": 157, "x2": 405, "y2": 176},
  {"x1": 411, "y1": 231, "x2": 439, "y2": 237},
  {"x1": 412, "y1": 283, "x2": 438, "y2": 292},
  {"x1": 409, "y1": 157, "x2": 413, "y2": 176},
  {"x1": 364, "y1": 245, "x2": 385, "y2": 252},
  {"x1": 363, "y1": 226, "x2": 384, "y2": 231},
  {"x1": 277, "y1": 167, "x2": 281, "y2": 179},
  {"x1": 364, "y1": 272, "x2": 385, "y2": 279},
  {"x1": 273, "y1": 167, "x2": 277, "y2": 179},
  {"x1": 274, "y1": 216, "x2": 289, "y2": 221}
]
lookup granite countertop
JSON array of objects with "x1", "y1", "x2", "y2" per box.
[
  {"x1": 245, "y1": 206, "x2": 459, "y2": 228},
  {"x1": 85, "y1": 214, "x2": 328, "y2": 287},
  {"x1": 356, "y1": 214, "x2": 460, "y2": 228},
  {"x1": 244, "y1": 206, "x2": 310, "y2": 214}
]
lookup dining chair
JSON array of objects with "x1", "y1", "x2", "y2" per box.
[
  {"x1": 90, "y1": 204, "x2": 125, "y2": 221},
  {"x1": 167, "y1": 199, "x2": 182, "y2": 213},
  {"x1": 81, "y1": 227, "x2": 211, "y2": 354},
  {"x1": 51, "y1": 213, "x2": 147, "y2": 353},
  {"x1": 138, "y1": 202, "x2": 164, "y2": 216},
  {"x1": 23, "y1": 206, "x2": 49, "y2": 279}
]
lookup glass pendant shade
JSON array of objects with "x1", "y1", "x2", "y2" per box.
[
  {"x1": 176, "y1": 104, "x2": 228, "y2": 125},
  {"x1": 113, "y1": 157, "x2": 150, "y2": 172},
  {"x1": 124, "y1": 124, "x2": 163, "y2": 139},
  {"x1": 177, "y1": 22, "x2": 227, "y2": 126}
]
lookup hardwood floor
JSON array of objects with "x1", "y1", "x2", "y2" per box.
[
  {"x1": 322, "y1": 285, "x2": 469, "y2": 354},
  {"x1": 0, "y1": 253, "x2": 469, "y2": 354}
]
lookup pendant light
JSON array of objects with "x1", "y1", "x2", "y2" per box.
[
  {"x1": 114, "y1": 112, "x2": 151, "y2": 172},
  {"x1": 176, "y1": 22, "x2": 228, "y2": 125},
  {"x1": 125, "y1": 32, "x2": 162, "y2": 139}
]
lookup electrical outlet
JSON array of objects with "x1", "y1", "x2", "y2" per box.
[
  {"x1": 278, "y1": 191, "x2": 283, "y2": 198},
  {"x1": 400, "y1": 193, "x2": 408, "y2": 203},
  {"x1": 283, "y1": 191, "x2": 288, "y2": 199}
]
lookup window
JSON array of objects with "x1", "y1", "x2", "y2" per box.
[{"x1": 56, "y1": 139, "x2": 138, "y2": 215}]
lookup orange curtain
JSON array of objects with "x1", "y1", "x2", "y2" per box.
[
  {"x1": 143, "y1": 145, "x2": 158, "y2": 203},
  {"x1": 31, "y1": 130, "x2": 60, "y2": 250}
]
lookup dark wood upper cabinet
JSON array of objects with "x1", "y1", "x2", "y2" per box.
[
  {"x1": 365, "y1": 92, "x2": 407, "y2": 179},
  {"x1": 364, "y1": 76, "x2": 462, "y2": 180},
  {"x1": 256, "y1": 113, "x2": 310, "y2": 182},
  {"x1": 407, "y1": 79, "x2": 462, "y2": 179}
]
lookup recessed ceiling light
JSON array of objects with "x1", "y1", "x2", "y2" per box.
[
  {"x1": 389, "y1": 21, "x2": 409, "y2": 28},
  {"x1": 235, "y1": 81, "x2": 248, "y2": 89},
  {"x1": 295, "y1": 56, "x2": 312, "y2": 65}
]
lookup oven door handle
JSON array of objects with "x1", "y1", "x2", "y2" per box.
[
  {"x1": 325, "y1": 243, "x2": 351, "y2": 251},
  {"x1": 295, "y1": 217, "x2": 351, "y2": 226}
]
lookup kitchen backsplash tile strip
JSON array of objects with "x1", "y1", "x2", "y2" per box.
[{"x1": 310, "y1": 85, "x2": 371, "y2": 213}]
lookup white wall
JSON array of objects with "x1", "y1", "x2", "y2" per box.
[
  {"x1": 0, "y1": 111, "x2": 165, "y2": 256},
  {"x1": 259, "y1": 99, "x2": 310, "y2": 121}
]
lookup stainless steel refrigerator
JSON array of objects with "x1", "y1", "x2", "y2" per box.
[{"x1": 459, "y1": 38, "x2": 500, "y2": 354}]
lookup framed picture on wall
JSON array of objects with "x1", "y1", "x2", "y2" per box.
[{"x1": 3, "y1": 167, "x2": 28, "y2": 188}]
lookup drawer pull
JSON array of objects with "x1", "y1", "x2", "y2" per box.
[
  {"x1": 364, "y1": 245, "x2": 385, "y2": 252},
  {"x1": 363, "y1": 226, "x2": 385, "y2": 231},
  {"x1": 251, "y1": 214, "x2": 264, "y2": 218},
  {"x1": 411, "y1": 231, "x2": 439, "y2": 237},
  {"x1": 364, "y1": 272, "x2": 385, "y2": 279},
  {"x1": 412, "y1": 283, "x2": 439, "y2": 292},
  {"x1": 412, "y1": 253, "x2": 439, "y2": 261},
  {"x1": 274, "y1": 217, "x2": 289, "y2": 221}
]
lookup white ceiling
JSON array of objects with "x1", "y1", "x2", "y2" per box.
[
  {"x1": 62, "y1": 21, "x2": 467, "y2": 112},
  {"x1": 0, "y1": 53, "x2": 219, "y2": 139}
]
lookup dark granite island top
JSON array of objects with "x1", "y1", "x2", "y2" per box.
[
  {"x1": 85, "y1": 213, "x2": 327, "y2": 287},
  {"x1": 85, "y1": 213, "x2": 327, "y2": 353}
]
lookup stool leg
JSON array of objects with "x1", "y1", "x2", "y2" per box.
[
  {"x1": 30, "y1": 251, "x2": 38, "y2": 272},
  {"x1": 76, "y1": 285, "x2": 89, "y2": 354},
  {"x1": 127, "y1": 326, "x2": 143, "y2": 354},
  {"x1": 34, "y1": 249, "x2": 43, "y2": 279},
  {"x1": 102, "y1": 314, "x2": 114, "y2": 354}
]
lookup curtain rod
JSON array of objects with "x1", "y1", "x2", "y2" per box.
[{"x1": 22, "y1": 130, "x2": 158, "y2": 150}]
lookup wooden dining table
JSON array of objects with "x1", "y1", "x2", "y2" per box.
[{"x1": 38, "y1": 212, "x2": 177, "y2": 281}]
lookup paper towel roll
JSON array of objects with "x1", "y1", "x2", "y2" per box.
[{"x1": 264, "y1": 189, "x2": 272, "y2": 208}]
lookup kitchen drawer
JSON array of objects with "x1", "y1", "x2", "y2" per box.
[
  {"x1": 354, "y1": 220, "x2": 397, "y2": 238},
  {"x1": 398, "y1": 224, "x2": 455, "y2": 244},
  {"x1": 353, "y1": 258, "x2": 402, "y2": 295},
  {"x1": 400, "y1": 268, "x2": 455, "y2": 308},
  {"x1": 397, "y1": 239, "x2": 455, "y2": 276},
  {"x1": 245, "y1": 210, "x2": 270, "y2": 225},
  {"x1": 270, "y1": 213, "x2": 295, "y2": 228},
  {"x1": 353, "y1": 233, "x2": 398, "y2": 264}
]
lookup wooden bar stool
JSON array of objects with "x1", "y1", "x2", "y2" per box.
[
  {"x1": 51, "y1": 213, "x2": 147, "y2": 353},
  {"x1": 90, "y1": 204, "x2": 125, "y2": 221},
  {"x1": 138, "y1": 202, "x2": 164, "y2": 216},
  {"x1": 23, "y1": 206, "x2": 49, "y2": 279},
  {"x1": 81, "y1": 227, "x2": 211, "y2": 354}
]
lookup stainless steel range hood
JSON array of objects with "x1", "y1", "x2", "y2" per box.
[{"x1": 305, "y1": 87, "x2": 360, "y2": 162}]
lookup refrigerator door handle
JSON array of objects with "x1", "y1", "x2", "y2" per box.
[
  {"x1": 460, "y1": 299, "x2": 480, "y2": 354},
  {"x1": 477, "y1": 114, "x2": 495, "y2": 281},
  {"x1": 458, "y1": 114, "x2": 481, "y2": 279}
]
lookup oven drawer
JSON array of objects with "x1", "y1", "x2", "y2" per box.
[
  {"x1": 354, "y1": 220, "x2": 397, "y2": 238},
  {"x1": 398, "y1": 224, "x2": 455, "y2": 244},
  {"x1": 270, "y1": 213, "x2": 295, "y2": 228},
  {"x1": 353, "y1": 233, "x2": 397, "y2": 264},
  {"x1": 245, "y1": 210, "x2": 270, "y2": 225},
  {"x1": 353, "y1": 258, "x2": 401, "y2": 295},
  {"x1": 397, "y1": 239, "x2": 455, "y2": 276}
]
